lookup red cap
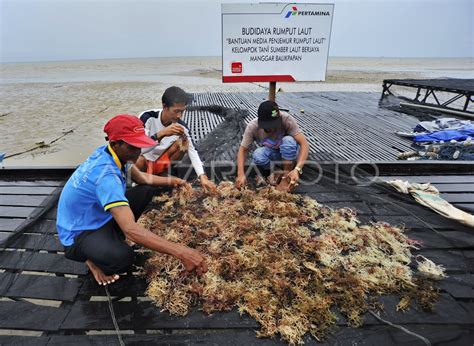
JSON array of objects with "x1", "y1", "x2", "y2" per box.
[{"x1": 104, "y1": 114, "x2": 156, "y2": 148}]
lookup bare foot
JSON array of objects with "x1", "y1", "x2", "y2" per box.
[{"x1": 86, "y1": 260, "x2": 120, "y2": 286}]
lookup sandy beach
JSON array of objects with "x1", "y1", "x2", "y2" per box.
[{"x1": 1, "y1": 56, "x2": 473, "y2": 167}]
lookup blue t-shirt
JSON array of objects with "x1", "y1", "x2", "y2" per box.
[{"x1": 56, "y1": 145, "x2": 129, "y2": 246}]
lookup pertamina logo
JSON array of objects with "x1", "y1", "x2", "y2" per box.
[
  {"x1": 285, "y1": 6, "x2": 330, "y2": 18},
  {"x1": 285, "y1": 6, "x2": 298, "y2": 18}
]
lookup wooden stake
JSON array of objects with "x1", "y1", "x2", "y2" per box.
[{"x1": 269, "y1": 82, "x2": 276, "y2": 101}]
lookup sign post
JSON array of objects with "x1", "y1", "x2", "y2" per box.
[
  {"x1": 222, "y1": 3, "x2": 334, "y2": 101},
  {"x1": 269, "y1": 81, "x2": 276, "y2": 101}
]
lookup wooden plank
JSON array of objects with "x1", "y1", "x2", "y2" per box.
[
  {"x1": 373, "y1": 215, "x2": 466, "y2": 230},
  {"x1": 458, "y1": 302, "x2": 474, "y2": 322},
  {"x1": 417, "y1": 249, "x2": 474, "y2": 272},
  {"x1": 44, "y1": 207, "x2": 58, "y2": 220},
  {"x1": 1, "y1": 308, "x2": 472, "y2": 344},
  {"x1": 439, "y1": 274, "x2": 474, "y2": 299},
  {"x1": 0, "y1": 195, "x2": 49, "y2": 207},
  {"x1": 26, "y1": 219, "x2": 58, "y2": 235},
  {"x1": 362, "y1": 294, "x2": 472, "y2": 325},
  {"x1": 78, "y1": 274, "x2": 147, "y2": 298},
  {"x1": 0, "y1": 251, "x2": 88, "y2": 275},
  {"x1": 434, "y1": 184, "x2": 474, "y2": 193},
  {"x1": 406, "y1": 230, "x2": 474, "y2": 249},
  {"x1": 366, "y1": 200, "x2": 454, "y2": 220},
  {"x1": 0, "y1": 218, "x2": 25, "y2": 232},
  {"x1": 191, "y1": 91, "x2": 427, "y2": 162},
  {"x1": 0, "y1": 272, "x2": 80, "y2": 302},
  {"x1": 0, "y1": 206, "x2": 39, "y2": 218},
  {"x1": 380, "y1": 175, "x2": 474, "y2": 184},
  {"x1": 0, "y1": 301, "x2": 69, "y2": 331},
  {"x1": 454, "y1": 203, "x2": 474, "y2": 213},
  {"x1": 0, "y1": 180, "x2": 63, "y2": 187},
  {"x1": 9, "y1": 234, "x2": 63, "y2": 252},
  {"x1": 304, "y1": 93, "x2": 411, "y2": 159},
  {"x1": 60, "y1": 302, "x2": 259, "y2": 330},
  {"x1": 61, "y1": 297, "x2": 474, "y2": 332},
  {"x1": 48, "y1": 331, "x2": 283, "y2": 345},
  {"x1": 295, "y1": 184, "x2": 349, "y2": 194},
  {"x1": 0, "y1": 337, "x2": 48, "y2": 346},
  {"x1": 0, "y1": 232, "x2": 9, "y2": 242},
  {"x1": 442, "y1": 193, "x2": 474, "y2": 203},
  {"x1": 0, "y1": 186, "x2": 57, "y2": 195},
  {"x1": 327, "y1": 324, "x2": 474, "y2": 346},
  {"x1": 367, "y1": 202, "x2": 429, "y2": 217},
  {"x1": 12, "y1": 325, "x2": 474, "y2": 345}
]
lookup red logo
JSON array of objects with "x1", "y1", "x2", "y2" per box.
[
  {"x1": 133, "y1": 126, "x2": 144, "y2": 133},
  {"x1": 231, "y1": 62, "x2": 242, "y2": 74}
]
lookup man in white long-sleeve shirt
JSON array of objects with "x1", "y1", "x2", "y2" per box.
[{"x1": 136, "y1": 86, "x2": 216, "y2": 192}]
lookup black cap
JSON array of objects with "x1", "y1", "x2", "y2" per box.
[{"x1": 257, "y1": 100, "x2": 282, "y2": 130}]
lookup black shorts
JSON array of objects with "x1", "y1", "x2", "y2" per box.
[{"x1": 63, "y1": 184, "x2": 170, "y2": 275}]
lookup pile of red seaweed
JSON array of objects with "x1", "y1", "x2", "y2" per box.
[{"x1": 140, "y1": 182, "x2": 445, "y2": 344}]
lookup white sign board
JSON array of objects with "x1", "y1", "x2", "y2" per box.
[{"x1": 222, "y1": 3, "x2": 334, "y2": 83}]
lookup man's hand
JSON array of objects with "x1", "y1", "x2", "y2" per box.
[
  {"x1": 109, "y1": 206, "x2": 207, "y2": 276},
  {"x1": 178, "y1": 246, "x2": 208, "y2": 276},
  {"x1": 171, "y1": 177, "x2": 189, "y2": 187},
  {"x1": 157, "y1": 124, "x2": 185, "y2": 140},
  {"x1": 235, "y1": 174, "x2": 247, "y2": 189},
  {"x1": 284, "y1": 169, "x2": 300, "y2": 190},
  {"x1": 199, "y1": 175, "x2": 217, "y2": 193}
]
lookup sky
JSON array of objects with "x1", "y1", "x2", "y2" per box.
[{"x1": 1, "y1": 0, "x2": 473, "y2": 63}]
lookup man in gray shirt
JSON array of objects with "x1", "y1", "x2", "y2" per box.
[{"x1": 235, "y1": 100, "x2": 309, "y2": 192}]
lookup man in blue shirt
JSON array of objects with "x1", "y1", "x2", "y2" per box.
[{"x1": 57, "y1": 114, "x2": 207, "y2": 285}]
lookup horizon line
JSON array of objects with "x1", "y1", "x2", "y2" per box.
[{"x1": 2, "y1": 55, "x2": 473, "y2": 65}]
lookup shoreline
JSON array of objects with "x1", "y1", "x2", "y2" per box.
[
  {"x1": 2, "y1": 56, "x2": 472, "y2": 84},
  {"x1": 1, "y1": 57, "x2": 472, "y2": 167}
]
